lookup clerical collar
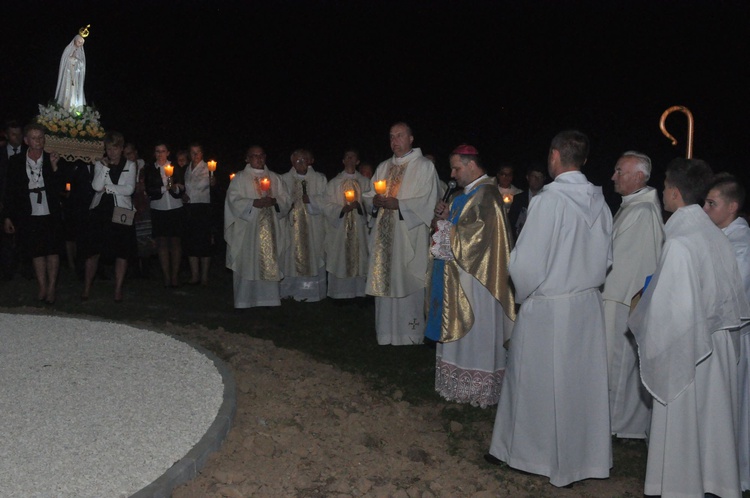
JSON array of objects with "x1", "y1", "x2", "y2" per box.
[
  {"x1": 395, "y1": 149, "x2": 414, "y2": 160},
  {"x1": 464, "y1": 174, "x2": 487, "y2": 193},
  {"x1": 621, "y1": 186, "x2": 649, "y2": 203}
]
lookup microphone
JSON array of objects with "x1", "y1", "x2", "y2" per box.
[{"x1": 442, "y1": 180, "x2": 457, "y2": 202}]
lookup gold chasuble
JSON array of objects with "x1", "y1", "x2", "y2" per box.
[
  {"x1": 369, "y1": 162, "x2": 407, "y2": 295},
  {"x1": 253, "y1": 176, "x2": 280, "y2": 280},
  {"x1": 341, "y1": 177, "x2": 363, "y2": 277},
  {"x1": 437, "y1": 178, "x2": 516, "y2": 343},
  {"x1": 289, "y1": 178, "x2": 313, "y2": 275}
]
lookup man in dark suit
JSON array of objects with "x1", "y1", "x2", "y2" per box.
[
  {"x1": 2, "y1": 123, "x2": 63, "y2": 303},
  {"x1": 508, "y1": 162, "x2": 547, "y2": 238},
  {"x1": 0, "y1": 120, "x2": 25, "y2": 280}
]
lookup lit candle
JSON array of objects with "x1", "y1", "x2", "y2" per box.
[
  {"x1": 260, "y1": 177, "x2": 271, "y2": 192},
  {"x1": 344, "y1": 189, "x2": 356, "y2": 203},
  {"x1": 65, "y1": 183, "x2": 71, "y2": 192},
  {"x1": 164, "y1": 164, "x2": 174, "y2": 177},
  {"x1": 207, "y1": 160, "x2": 217, "y2": 177},
  {"x1": 374, "y1": 180, "x2": 387, "y2": 195},
  {"x1": 503, "y1": 194, "x2": 513, "y2": 205},
  {"x1": 229, "y1": 173, "x2": 236, "y2": 181}
]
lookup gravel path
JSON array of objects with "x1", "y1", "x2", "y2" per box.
[{"x1": 0, "y1": 313, "x2": 225, "y2": 498}]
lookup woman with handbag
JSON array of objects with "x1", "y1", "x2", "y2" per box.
[{"x1": 81, "y1": 131, "x2": 136, "y2": 302}]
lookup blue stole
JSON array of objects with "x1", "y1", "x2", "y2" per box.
[{"x1": 424, "y1": 187, "x2": 479, "y2": 341}]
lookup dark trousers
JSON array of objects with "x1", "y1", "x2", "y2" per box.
[{"x1": 0, "y1": 231, "x2": 16, "y2": 279}]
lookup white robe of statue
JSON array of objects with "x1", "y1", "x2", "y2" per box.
[{"x1": 55, "y1": 34, "x2": 87, "y2": 111}]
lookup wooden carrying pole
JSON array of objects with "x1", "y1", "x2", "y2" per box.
[{"x1": 659, "y1": 105, "x2": 694, "y2": 159}]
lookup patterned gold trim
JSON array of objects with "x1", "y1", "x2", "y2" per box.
[
  {"x1": 369, "y1": 162, "x2": 407, "y2": 295},
  {"x1": 44, "y1": 135, "x2": 104, "y2": 163}
]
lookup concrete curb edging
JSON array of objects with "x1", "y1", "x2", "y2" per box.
[{"x1": 131, "y1": 335, "x2": 237, "y2": 498}]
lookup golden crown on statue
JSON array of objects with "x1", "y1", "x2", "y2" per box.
[{"x1": 79, "y1": 24, "x2": 91, "y2": 38}]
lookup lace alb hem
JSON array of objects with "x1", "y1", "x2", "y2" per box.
[{"x1": 435, "y1": 359, "x2": 504, "y2": 408}]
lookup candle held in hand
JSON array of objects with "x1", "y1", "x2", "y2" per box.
[
  {"x1": 344, "y1": 190, "x2": 356, "y2": 203},
  {"x1": 374, "y1": 180, "x2": 387, "y2": 195},
  {"x1": 260, "y1": 177, "x2": 271, "y2": 192}
]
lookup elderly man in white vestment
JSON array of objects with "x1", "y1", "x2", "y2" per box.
[
  {"x1": 602, "y1": 151, "x2": 664, "y2": 439},
  {"x1": 426, "y1": 144, "x2": 515, "y2": 408},
  {"x1": 487, "y1": 130, "x2": 613, "y2": 487},
  {"x1": 703, "y1": 173, "x2": 750, "y2": 491},
  {"x1": 280, "y1": 149, "x2": 328, "y2": 302},
  {"x1": 629, "y1": 158, "x2": 750, "y2": 498},
  {"x1": 224, "y1": 146, "x2": 291, "y2": 308},
  {"x1": 362, "y1": 122, "x2": 439, "y2": 345},
  {"x1": 322, "y1": 149, "x2": 370, "y2": 299}
]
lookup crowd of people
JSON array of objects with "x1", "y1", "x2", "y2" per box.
[
  {"x1": 2, "y1": 117, "x2": 750, "y2": 496},
  {"x1": 0, "y1": 121, "x2": 219, "y2": 302}
]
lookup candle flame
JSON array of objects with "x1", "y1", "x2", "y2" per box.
[{"x1": 374, "y1": 180, "x2": 387, "y2": 195}]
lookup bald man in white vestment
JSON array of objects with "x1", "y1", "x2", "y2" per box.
[
  {"x1": 362, "y1": 122, "x2": 439, "y2": 345},
  {"x1": 602, "y1": 152, "x2": 664, "y2": 439},
  {"x1": 629, "y1": 158, "x2": 749, "y2": 498},
  {"x1": 487, "y1": 130, "x2": 613, "y2": 487},
  {"x1": 224, "y1": 146, "x2": 291, "y2": 308}
]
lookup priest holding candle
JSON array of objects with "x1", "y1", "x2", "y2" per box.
[
  {"x1": 224, "y1": 146, "x2": 291, "y2": 308},
  {"x1": 322, "y1": 148, "x2": 370, "y2": 299},
  {"x1": 362, "y1": 122, "x2": 440, "y2": 345}
]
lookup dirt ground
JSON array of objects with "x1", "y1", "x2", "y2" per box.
[{"x1": 166, "y1": 322, "x2": 643, "y2": 498}]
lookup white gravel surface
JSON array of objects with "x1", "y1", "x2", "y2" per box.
[{"x1": 0, "y1": 313, "x2": 224, "y2": 498}]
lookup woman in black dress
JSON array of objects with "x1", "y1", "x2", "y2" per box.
[
  {"x1": 144, "y1": 142, "x2": 185, "y2": 287},
  {"x1": 81, "y1": 131, "x2": 136, "y2": 302}
]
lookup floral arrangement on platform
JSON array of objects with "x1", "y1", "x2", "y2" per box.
[{"x1": 36, "y1": 102, "x2": 106, "y2": 141}]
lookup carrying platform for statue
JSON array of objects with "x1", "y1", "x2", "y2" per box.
[{"x1": 44, "y1": 135, "x2": 103, "y2": 163}]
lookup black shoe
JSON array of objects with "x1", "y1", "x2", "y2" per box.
[{"x1": 484, "y1": 453, "x2": 503, "y2": 466}]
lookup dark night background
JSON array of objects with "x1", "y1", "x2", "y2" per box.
[{"x1": 1, "y1": 0, "x2": 748, "y2": 205}]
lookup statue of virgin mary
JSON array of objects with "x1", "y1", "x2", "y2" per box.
[{"x1": 54, "y1": 25, "x2": 89, "y2": 111}]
